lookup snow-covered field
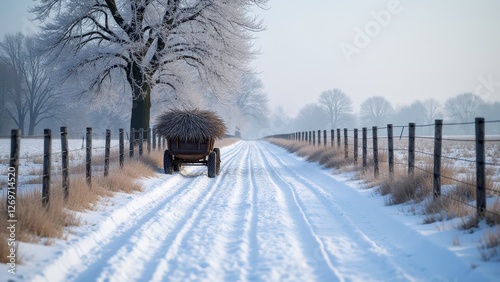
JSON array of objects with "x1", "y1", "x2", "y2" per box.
[{"x1": 2, "y1": 141, "x2": 499, "y2": 281}]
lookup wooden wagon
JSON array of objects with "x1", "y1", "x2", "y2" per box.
[{"x1": 155, "y1": 109, "x2": 226, "y2": 178}]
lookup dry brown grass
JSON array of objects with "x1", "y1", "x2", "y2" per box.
[
  {"x1": 63, "y1": 177, "x2": 111, "y2": 211},
  {"x1": 478, "y1": 227, "x2": 500, "y2": 261},
  {"x1": 423, "y1": 197, "x2": 475, "y2": 224},
  {"x1": 268, "y1": 138, "x2": 355, "y2": 170},
  {"x1": 422, "y1": 175, "x2": 500, "y2": 225},
  {"x1": 93, "y1": 158, "x2": 155, "y2": 193},
  {"x1": 440, "y1": 162, "x2": 457, "y2": 186},
  {"x1": 485, "y1": 200, "x2": 500, "y2": 226},
  {"x1": 0, "y1": 188, "x2": 79, "y2": 265},
  {"x1": 379, "y1": 170, "x2": 433, "y2": 205}
]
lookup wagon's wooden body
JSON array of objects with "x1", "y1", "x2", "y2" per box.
[
  {"x1": 169, "y1": 137, "x2": 213, "y2": 162},
  {"x1": 163, "y1": 138, "x2": 220, "y2": 178},
  {"x1": 156, "y1": 109, "x2": 225, "y2": 178}
]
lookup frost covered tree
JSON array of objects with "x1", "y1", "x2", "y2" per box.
[
  {"x1": 294, "y1": 103, "x2": 328, "y2": 131},
  {"x1": 1, "y1": 34, "x2": 29, "y2": 134},
  {"x1": 422, "y1": 98, "x2": 442, "y2": 124},
  {"x1": 0, "y1": 33, "x2": 64, "y2": 136},
  {"x1": 0, "y1": 62, "x2": 18, "y2": 135},
  {"x1": 359, "y1": 96, "x2": 394, "y2": 127},
  {"x1": 236, "y1": 74, "x2": 269, "y2": 127},
  {"x1": 444, "y1": 93, "x2": 485, "y2": 134},
  {"x1": 444, "y1": 93, "x2": 484, "y2": 123},
  {"x1": 394, "y1": 100, "x2": 426, "y2": 125},
  {"x1": 318, "y1": 88, "x2": 352, "y2": 129},
  {"x1": 32, "y1": 0, "x2": 266, "y2": 135}
]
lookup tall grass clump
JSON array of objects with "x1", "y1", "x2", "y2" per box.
[
  {"x1": 478, "y1": 227, "x2": 500, "y2": 261},
  {"x1": 378, "y1": 170, "x2": 432, "y2": 205}
]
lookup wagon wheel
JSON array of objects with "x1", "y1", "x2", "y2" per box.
[
  {"x1": 214, "y1": 148, "x2": 221, "y2": 175},
  {"x1": 207, "y1": 150, "x2": 217, "y2": 178},
  {"x1": 164, "y1": 150, "x2": 173, "y2": 174}
]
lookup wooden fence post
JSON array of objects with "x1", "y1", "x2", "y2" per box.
[
  {"x1": 8, "y1": 129, "x2": 21, "y2": 218},
  {"x1": 119, "y1": 128, "x2": 124, "y2": 168},
  {"x1": 362, "y1": 127, "x2": 367, "y2": 170},
  {"x1": 152, "y1": 128, "x2": 156, "y2": 150},
  {"x1": 60, "y1": 127, "x2": 69, "y2": 200},
  {"x1": 158, "y1": 133, "x2": 162, "y2": 150},
  {"x1": 323, "y1": 130, "x2": 327, "y2": 147},
  {"x1": 408, "y1": 123, "x2": 415, "y2": 175},
  {"x1": 433, "y1": 119, "x2": 442, "y2": 199},
  {"x1": 331, "y1": 129, "x2": 334, "y2": 147},
  {"x1": 104, "y1": 129, "x2": 111, "y2": 177},
  {"x1": 147, "y1": 128, "x2": 151, "y2": 154},
  {"x1": 130, "y1": 128, "x2": 135, "y2": 158},
  {"x1": 344, "y1": 128, "x2": 348, "y2": 160},
  {"x1": 475, "y1": 117, "x2": 486, "y2": 217},
  {"x1": 317, "y1": 130, "x2": 321, "y2": 146},
  {"x1": 337, "y1": 128, "x2": 341, "y2": 148},
  {"x1": 387, "y1": 124, "x2": 394, "y2": 180},
  {"x1": 86, "y1": 127, "x2": 92, "y2": 187},
  {"x1": 354, "y1": 128, "x2": 358, "y2": 166},
  {"x1": 139, "y1": 128, "x2": 143, "y2": 156},
  {"x1": 373, "y1": 126, "x2": 379, "y2": 178},
  {"x1": 309, "y1": 131, "x2": 311, "y2": 145},
  {"x1": 43, "y1": 129, "x2": 52, "y2": 207}
]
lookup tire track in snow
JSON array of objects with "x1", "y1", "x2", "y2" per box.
[
  {"x1": 149, "y1": 142, "x2": 253, "y2": 282},
  {"x1": 73, "y1": 176, "x2": 203, "y2": 282},
  {"x1": 261, "y1": 142, "x2": 433, "y2": 281},
  {"x1": 143, "y1": 143, "x2": 247, "y2": 282},
  {"x1": 254, "y1": 142, "x2": 345, "y2": 281},
  {"x1": 69, "y1": 143, "x2": 244, "y2": 282},
  {"x1": 245, "y1": 142, "x2": 261, "y2": 282},
  {"x1": 232, "y1": 142, "x2": 323, "y2": 281}
]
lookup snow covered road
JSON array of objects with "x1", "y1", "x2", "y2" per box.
[{"x1": 18, "y1": 141, "x2": 495, "y2": 281}]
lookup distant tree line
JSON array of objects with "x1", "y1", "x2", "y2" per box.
[{"x1": 267, "y1": 91, "x2": 500, "y2": 136}]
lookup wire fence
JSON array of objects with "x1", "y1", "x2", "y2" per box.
[
  {"x1": 266, "y1": 118, "x2": 500, "y2": 220},
  {"x1": 3, "y1": 126, "x2": 166, "y2": 208}
]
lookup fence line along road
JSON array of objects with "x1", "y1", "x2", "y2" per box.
[
  {"x1": 265, "y1": 118, "x2": 500, "y2": 220},
  {"x1": 4, "y1": 127, "x2": 166, "y2": 209}
]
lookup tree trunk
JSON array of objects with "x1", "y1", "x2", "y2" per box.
[
  {"x1": 28, "y1": 120, "x2": 35, "y2": 136},
  {"x1": 128, "y1": 61, "x2": 151, "y2": 141},
  {"x1": 130, "y1": 88, "x2": 151, "y2": 140}
]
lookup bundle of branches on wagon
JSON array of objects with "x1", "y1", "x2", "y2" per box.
[{"x1": 155, "y1": 108, "x2": 226, "y2": 178}]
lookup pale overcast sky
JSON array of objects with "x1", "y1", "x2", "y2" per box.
[
  {"x1": 251, "y1": 0, "x2": 500, "y2": 116},
  {"x1": 2, "y1": 1, "x2": 500, "y2": 117}
]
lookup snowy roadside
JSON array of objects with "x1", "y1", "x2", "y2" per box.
[{"x1": 273, "y1": 143, "x2": 500, "y2": 281}]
